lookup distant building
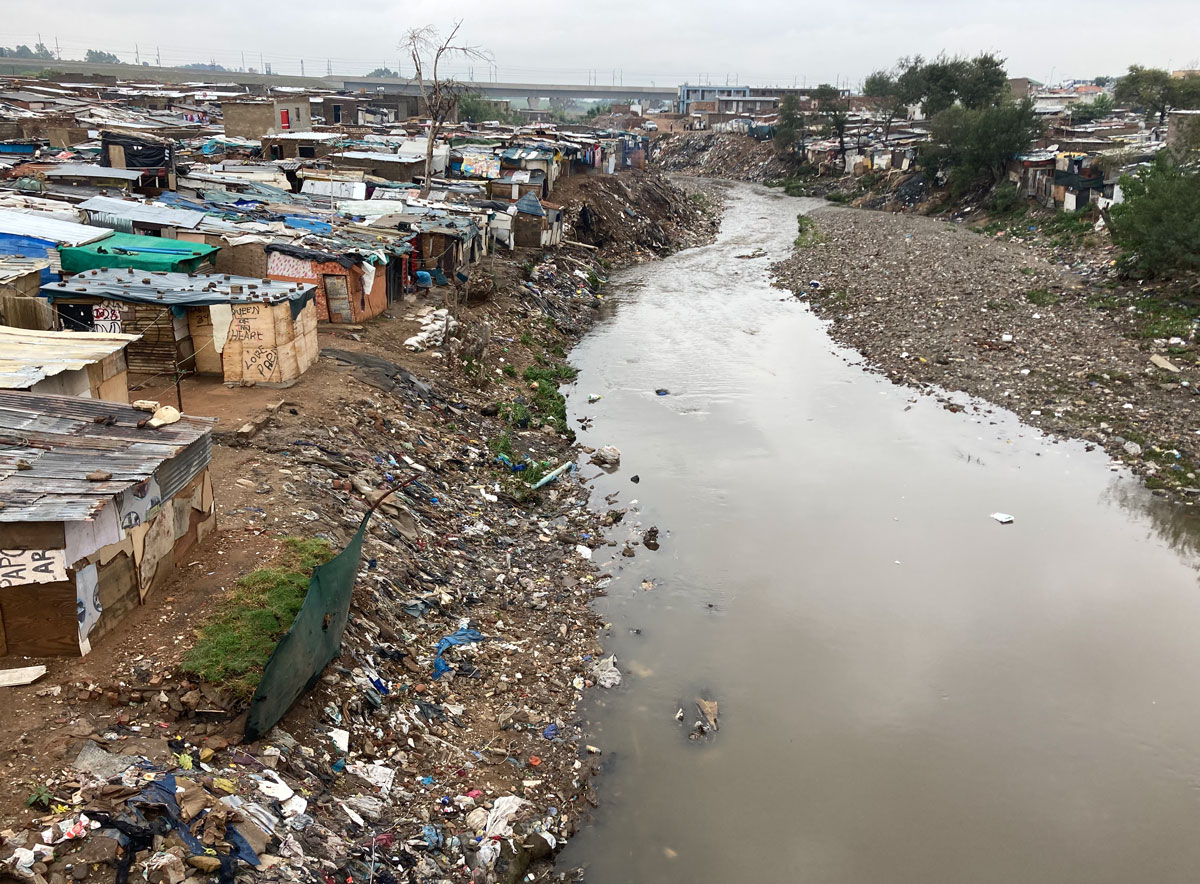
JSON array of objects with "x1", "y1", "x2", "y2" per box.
[{"x1": 221, "y1": 97, "x2": 313, "y2": 139}]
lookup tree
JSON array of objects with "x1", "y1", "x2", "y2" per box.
[
  {"x1": 32, "y1": 43, "x2": 53, "y2": 60},
  {"x1": 366, "y1": 67, "x2": 400, "y2": 78},
  {"x1": 956, "y1": 53, "x2": 1008, "y2": 110},
  {"x1": 921, "y1": 98, "x2": 1043, "y2": 196},
  {"x1": 85, "y1": 49, "x2": 121, "y2": 64},
  {"x1": 1069, "y1": 93, "x2": 1115, "y2": 124},
  {"x1": 1111, "y1": 66, "x2": 1200, "y2": 126},
  {"x1": 1094, "y1": 76, "x2": 1114, "y2": 87},
  {"x1": 890, "y1": 52, "x2": 1009, "y2": 117},
  {"x1": 863, "y1": 69, "x2": 906, "y2": 141},
  {"x1": 403, "y1": 22, "x2": 490, "y2": 197},
  {"x1": 457, "y1": 92, "x2": 514, "y2": 125},
  {"x1": 812, "y1": 83, "x2": 849, "y2": 158},
  {"x1": 774, "y1": 92, "x2": 804, "y2": 155},
  {"x1": 1109, "y1": 152, "x2": 1200, "y2": 277}
]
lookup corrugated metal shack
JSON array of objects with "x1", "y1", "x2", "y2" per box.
[
  {"x1": 0, "y1": 327, "x2": 137, "y2": 401},
  {"x1": 0, "y1": 390, "x2": 215, "y2": 656},
  {"x1": 41, "y1": 270, "x2": 319, "y2": 386}
]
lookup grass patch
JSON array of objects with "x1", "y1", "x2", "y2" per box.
[
  {"x1": 825, "y1": 191, "x2": 852, "y2": 204},
  {"x1": 519, "y1": 331, "x2": 537, "y2": 348},
  {"x1": 521, "y1": 363, "x2": 577, "y2": 430},
  {"x1": 489, "y1": 431, "x2": 514, "y2": 459},
  {"x1": 181, "y1": 537, "x2": 333, "y2": 699},
  {"x1": 502, "y1": 363, "x2": 517, "y2": 377},
  {"x1": 795, "y1": 214, "x2": 824, "y2": 248},
  {"x1": 1025, "y1": 288, "x2": 1062, "y2": 307}
]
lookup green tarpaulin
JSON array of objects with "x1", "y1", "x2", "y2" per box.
[
  {"x1": 243, "y1": 512, "x2": 371, "y2": 742},
  {"x1": 59, "y1": 232, "x2": 218, "y2": 273}
]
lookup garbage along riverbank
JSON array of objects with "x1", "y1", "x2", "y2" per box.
[
  {"x1": 0, "y1": 169, "x2": 719, "y2": 884},
  {"x1": 773, "y1": 206, "x2": 1200, "y2": 503}
]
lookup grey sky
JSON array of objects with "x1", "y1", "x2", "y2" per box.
[{"x1": 4, "y1": 0, "x2": 1199, "y2": 87}]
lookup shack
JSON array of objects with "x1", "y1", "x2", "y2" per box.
[
  {"x1": 41, "y1": 269, "x2": 319, "y2": 386},
  {"x1": 76, "y1": 195, "x2": 206, "y2": 238},
  {"x1": 0, "y1": 256, "x2": 54, "y2": 329},
  {"x1": 0, "y1": 208, "x2": 112, "y2": 281},
  {"x1": 0, "y1": 390, "x2": 215, "y2": 656},
  {"x1": 0, "y1": 326, "x2": 136, "y2": 401}
]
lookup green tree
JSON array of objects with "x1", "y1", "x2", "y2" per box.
[
  {"x1": 1111, "y1": 65, "x2": 1200, "y2": 126},
  {"x1": 85, "y1": 49, "x2": 121, "y2": 64},
  {"x1": 457, "y1": 92, "x2": 514, "y2": 124},
  {"x1": 890, "y1": 52, "x2": 1009, "y2": 117},
  {"x1": 1069, "y1": 92, "x2": 1115, "y2": 123},
  {"x1": 812, "y1": 83, "x2": 848, "y2": 158},
  {"x1": 366, "y1": 67, "x2": 400, "y2": 77},
  {"x1": 864, "y1": 69, "x2": 905, "y2": 140},
  {"x1": 1109, "y1": 152, "x2": 1200, "y2": 277},
  {"x1": 32, "y1": 43, "x2": 53, "y2": 60},
  {"x1": 921, "y1": 98, "x2": 1043, "y2": 196},
  {"x1": 774, "y1": 92, "x2": 804, "y2": 154},
  {"x1": 1093, "y1": 76, "x2": 1114, "y2": 87}
]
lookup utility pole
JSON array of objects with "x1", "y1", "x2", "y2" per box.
[
  {"x1": 326, "y1": 58, "x2": 332, "y2": 76},
  {"x1": 300, "y1": 59, "x2": 305, "y2": 77},
  {"x1": 242, "y1": 51, "x2": 246, "y2": 71},
  {"x1": 135, "y1": 44, "x2": 140, "y2": 65},
  {"x1": 55, "y1": 37, "x2": 60, "y2": 60},
  {"x1": 156, "y1": 46, "x2": 161, "y2": 66}
]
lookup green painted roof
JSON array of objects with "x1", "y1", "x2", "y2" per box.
[{"x1": 59, "y1": 232, "x2": 218, "y2": 274}]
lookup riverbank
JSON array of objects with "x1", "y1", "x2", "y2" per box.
[
  {"x1": 0, "y1": 170, "x2": 719, "y2": 884},
  {"x1": 772, "y1": 205, "x2": 1200, "y2": 501}
]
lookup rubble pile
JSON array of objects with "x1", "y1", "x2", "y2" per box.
[
  {"x1": 556, "y1": 169, "x2": 719, "y2": 260},
  {"x1": 652, "y1": 133, "x2": 797, "y2": 182},
  {"x1": 773, "y1": 207, "x2": 1200, "y2": 499},
  {"x1": 0, "y1": 173, "x2": 715, "y2": 884}
]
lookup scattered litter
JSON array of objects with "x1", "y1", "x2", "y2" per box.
[
  {"x1": 591, "y1": 655, "x2": 622, "y2": 688},
  {"x1": 990, "y1": 512, "x2": 1014, "y2": 524}
]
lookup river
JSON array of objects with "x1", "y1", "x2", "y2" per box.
[{"x1": 557, "y1": 183, "x2": 1200, "y2": 883}]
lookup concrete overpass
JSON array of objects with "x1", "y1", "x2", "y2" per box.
[{"x1": 0, "y1": 58, "x2": 677, "y2": 103}]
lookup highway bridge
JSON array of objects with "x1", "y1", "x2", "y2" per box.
[{"x1": 0, "y1": 58, "x2": 677, "y2": 103}]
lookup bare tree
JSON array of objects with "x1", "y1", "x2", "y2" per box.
[{"x1": 403, "y1": 22, "x2": 490, "y2": 197}]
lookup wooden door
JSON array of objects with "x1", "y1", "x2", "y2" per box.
[{"x1": 323, "y1": 275, "x2": 352, "y2": 323}]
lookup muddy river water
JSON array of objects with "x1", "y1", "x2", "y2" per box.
[{"x1": 558, "y1": 183, "x2": 1200, "y2": 883}]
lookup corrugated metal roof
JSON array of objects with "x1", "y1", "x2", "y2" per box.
[
  {"x1": 0, "y1": 327, "x2": 140, "y2": 390},
  {"x1": 0, "y1": 209, "x2": 112, "y2": 246},
  {"x1": 77, "y1": 196, "x2": 206, "y2": 230},
  {"x1": 42, "y1": 268, "x2": 316, "y2": 306},
  {"x1": 0, "y1": 389, "x2": 213, "y2": 523},
  {"x1": 43, "y1": 164, "x2": 144, "y2": 181},
  {"x1": 0, "y1": 255, "x2": 49, "y2": 283}
]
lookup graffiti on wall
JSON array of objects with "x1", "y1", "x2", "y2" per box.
[{"x1": 0, "y1": 548, "x2": 68, "y2": 587}]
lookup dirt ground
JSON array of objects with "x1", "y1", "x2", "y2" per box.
[{"x1": 0, "y1": 170, "x2": 719, "y2": 884}]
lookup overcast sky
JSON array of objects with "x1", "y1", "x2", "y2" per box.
[{"x1": 5, "y1": 0, "x2": 1200, "y2": 88}]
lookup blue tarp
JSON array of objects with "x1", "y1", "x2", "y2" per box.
[
  {"x1": 432, "y1": 628, "x2": 486, "y2": 679},
  {"x1": 284, "y1": 215, "x2": 334, "y2": 234},
  {"x1": 515, "y1": 192, "x2": 545, "y2": 216},
  {"x1": 0, "y1": 232, "x2": 57, "y2": 282}
]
